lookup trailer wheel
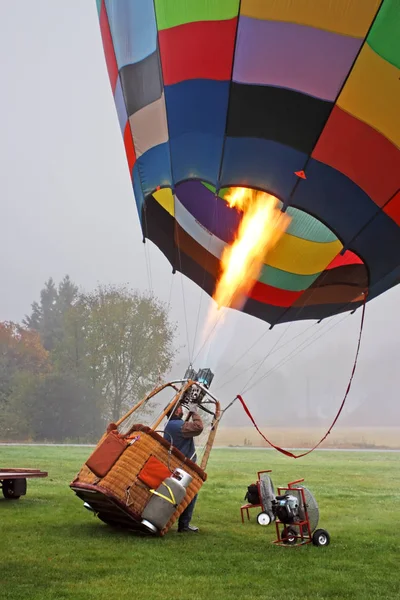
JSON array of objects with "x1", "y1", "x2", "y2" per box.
[
  {"x1": 2, "y1": 478, "x2": 26, "y2": 500},
  {"x1": 312, "y1": 529, "x2": 330, "y2": 547}
]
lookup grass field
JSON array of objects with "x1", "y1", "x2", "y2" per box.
[{"x1": 0, "y1": 446, "x2": 399, "y2": 600}]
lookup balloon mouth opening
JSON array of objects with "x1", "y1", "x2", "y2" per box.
[{"x1": 148, "y1": 181, "x2": 369, "y2": 314}]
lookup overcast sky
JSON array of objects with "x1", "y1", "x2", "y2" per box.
[{"x1": 1, "y1": 1, "x2": 399, "y2": 429}]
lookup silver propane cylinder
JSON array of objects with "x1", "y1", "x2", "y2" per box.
[
  {"x1": 141, "y1": 468, "x2": 193, "y2": 533},
  {"x1": 172, "y1": 467, "x2": 192, "y2": 488}
]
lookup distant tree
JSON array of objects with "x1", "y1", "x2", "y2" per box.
[
  {"x1": 0, "y1": 372, "x2": 38, "y2": 440},
  {"x1": 0, "y1": 322, "x2": 51, "y2": 438},
  {"x1": 57, "y1": 275, "x2": 79, "y2": 313},
  {"x1": 4, "y1": 373, "x2": 104, "y2": 442},
  {"x1": 51, "y1": 304, "x2": 88, "y2": 376},
  {"x1": 62, "y1": 285, "x2": 177, "y2": 421},
  {"x1": 24, "y1": 275, "x2": 79, "y2": 350}
]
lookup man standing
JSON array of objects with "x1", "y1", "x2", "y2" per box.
[{"x1": 164, "y1": 403, "x2": 203, "y2": 533}]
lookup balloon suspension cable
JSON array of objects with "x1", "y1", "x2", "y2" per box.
[
  {"x1": 235, "y1": 291, "x2": 368, "y2": 458},
  {"x1": 242, "y1": 312, "x2": 350, "y2": 395},
  {"x1": 215, "y1": 265, "x2": 348, "y2": 393},
  {"x1": 200, "y1": 396, "x2": 238, "y2": 462},
  {"x1": 191, "y1": 201, "x2": 218, "y2": 360},
  {"x1": 167, "y1": 270, "x2": 174, "y2": 311},
  {"x1": 220, "y1": 396, "x2": 239, "y2": 419},
  {"x1": 143, "y1": 242, "x2": 153, "y2": 295},
  {"x1": 151, "y1": 272, "x2": 175, "y2": 389},
  {"x1": 234, "y1": 304, "x2": 353, "y2": 401},
  {"x1": 240, "y1": 264, "x2": 348, "y2": 394},
  {"x1": 239, "y1": 322, "x2": 291, "y2": 395},
  {"x1": 175, "y1": 230, "x2": 192, "y2": 365},
  {"x1": 216, "y1": 318, "x2": 322, "y2": 393},
  {"x1": 142, "y1": 209, "x2": 154, "y2": 295}
]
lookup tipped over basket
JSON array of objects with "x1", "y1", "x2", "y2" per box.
[{"x1": 70, "y1": 379, "x2": 220, "y2": 536}]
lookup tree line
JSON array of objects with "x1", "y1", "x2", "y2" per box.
[{"x1": 0, "y1": 277, "x2": 176, "y2": 442}]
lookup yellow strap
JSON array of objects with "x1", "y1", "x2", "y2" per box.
[{"x1": 150, "y1": 482, "x2": 177, "y2": 506}]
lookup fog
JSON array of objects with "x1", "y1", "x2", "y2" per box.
[{"x1": 1, "y1": 2, "x2": 399, "y2": 436}]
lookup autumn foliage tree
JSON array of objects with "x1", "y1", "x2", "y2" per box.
[
  {"x1": 0, "y1": 321, "x2": 50, "y2": 368},
  {"x1": 0, "y1": 321, "x2": 51, "y2": 397},
  {"x1": 0, "y1": 322, "x2": 51, "y2": 437}
]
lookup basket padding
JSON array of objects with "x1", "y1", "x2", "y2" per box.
[
  {"x1": 85, "y1": 430, "x2": 128, "y2": 478},
  {"x1": 138, "y1": 456, "x2": 172, "y2": 489}
]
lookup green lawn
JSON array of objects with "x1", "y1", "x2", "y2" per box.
[{"x1": 0, "y1": 446, "x2": 399, "y2": 600}]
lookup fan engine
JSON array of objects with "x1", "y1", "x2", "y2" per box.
[{"x1": 274, "y1": 493, "x2": 302, "y2": 524}]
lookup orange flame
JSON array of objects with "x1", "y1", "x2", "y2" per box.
[{"x1": 213, "y1": 188, "x2": 291, "y2": 311}]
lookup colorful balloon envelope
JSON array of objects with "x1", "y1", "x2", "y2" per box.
[{"x1": 95, "y1": 0, "x2": 400, "y2": 326}]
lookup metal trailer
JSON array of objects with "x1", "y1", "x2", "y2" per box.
[{"x1": 0, "y1": 468, "x2": 48, "y2": 500}]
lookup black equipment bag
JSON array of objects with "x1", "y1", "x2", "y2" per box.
[{"x1": 244, "y1": 483, "x2": 260, "y2": 505}]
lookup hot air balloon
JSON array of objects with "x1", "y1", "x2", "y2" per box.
[
  {"x1": 94, "y1": 0, "x2": 400, "y2": 327},
  {"x1": 69, "y1": 0, "x2": 400, "y2": 533}
]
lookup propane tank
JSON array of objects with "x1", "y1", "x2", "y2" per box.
[{"x1": 141, "y1": 468, "x2": 193, "y2": 533}]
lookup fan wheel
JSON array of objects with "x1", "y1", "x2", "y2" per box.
[
  {"x1": 281, "y1": 527, "x2": 297, "y2": 545},
  {"x1": 256, "y1": 512, "x2": 271, "y2": 526},
  {"x1": 312, "y1": 529, "x2": 330, "y2": 547}
]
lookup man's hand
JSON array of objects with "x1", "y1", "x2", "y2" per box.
[
  {"x1": 187, "y1": 402, "x2": 198, "y2": 414},
  {"x1": 182, "y1": 404, "x2": 204, "y2": 437}
]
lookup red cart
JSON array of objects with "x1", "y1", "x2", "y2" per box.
[{"x1": 272, "y1": 478, "x2": 330, "y2": 547}]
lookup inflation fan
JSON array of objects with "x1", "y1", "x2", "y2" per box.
[{"x1": 244, "y1": 470, "x2": 330, "y2": 547}]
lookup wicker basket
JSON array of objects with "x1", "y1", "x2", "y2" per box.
[
  {"x1": 70, "y1": 381, "x2": 220, "y2": 535},
  {"x1": 71, "y1": 425, "x2": 207, "y2": 535}
]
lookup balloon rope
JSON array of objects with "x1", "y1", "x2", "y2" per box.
[
  {"x1": 175, "y1": 227, "x2": 192, "y2": 365},
  {"x1": 191, "y1": 201, "x2": 218, "y2": 359},
  {"x1": 235, "y1": 293, "x2": 367, "y2": 459}
]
